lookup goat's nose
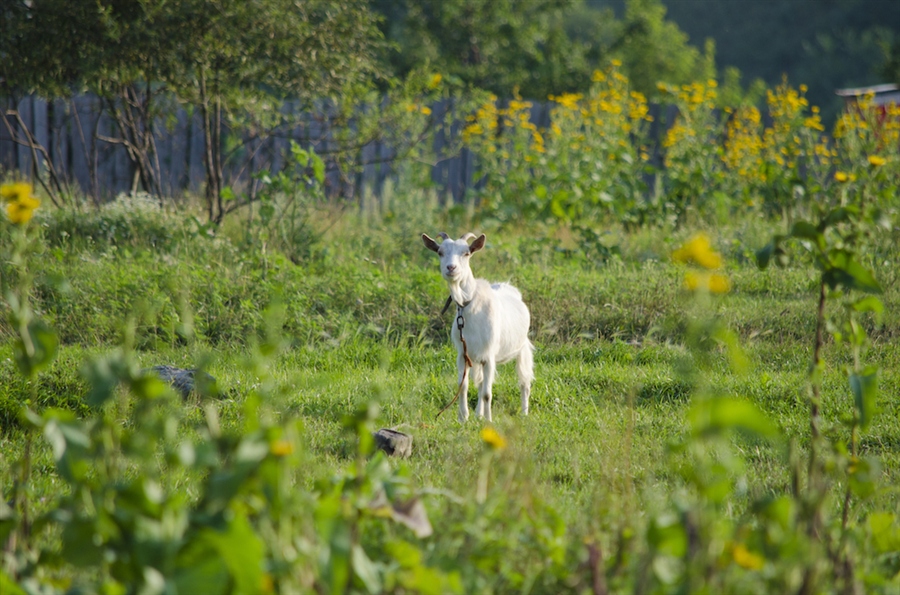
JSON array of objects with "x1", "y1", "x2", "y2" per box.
[{"x1": 446, "y1": 264, "x2": 456, "y2": 273}]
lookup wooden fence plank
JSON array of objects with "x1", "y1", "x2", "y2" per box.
[
  {"x1": 0, "y1": 98, "x2": 16, "y2": 171},
  {"x1": 188, "y1": 109, "x2": 205, "y2": 192},
  {"x1": 32, "y1": 97, "x2": 48, "y2": 176},
  {"x1": 50, "y1": 99, "x2": 69, "y2": 183},
  {"x1": 17, "y1": 97, "x2": 33, "y2": 178},
  {"x1": 95, "y1": 108, "x2": 116, "y2": 198},
  {"x1": 69, "y1": 96, "x2": 93, "y2": 195}
]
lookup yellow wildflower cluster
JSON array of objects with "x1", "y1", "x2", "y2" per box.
[
  {"x1": 0, "y1": 182, "x2": 41, "y2": 225},
  {"x1": 759, "y1": 81, "x2": 828, "y2": 177},
  {"x1": 673, "y1": 233, "x2": 730, "y2": 294},
  {"x1": 723, "y1": 107, "x2": 765, "y2": 184},
  {"x1": 461, "y1": 60, "x2": 653, "y2": 221}
]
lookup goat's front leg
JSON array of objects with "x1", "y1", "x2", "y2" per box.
[
  {"x1": 477, "y1": 358, "x2": 496, "y2": 422},
  {"x1": 457, "y1": 351, "x2": 470, "y2": 423}
]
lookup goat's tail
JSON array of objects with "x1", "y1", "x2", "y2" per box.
[{"x1": 517, "y1": 341, "x2": 535, "y2": 387}]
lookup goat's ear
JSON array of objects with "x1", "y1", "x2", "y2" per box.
[
  {"x1": 469, "y1": 234, "x2": 486, "y2": 253},
  {"x1": 422, "y1": 233, "x2": 440, "y2": 253}
]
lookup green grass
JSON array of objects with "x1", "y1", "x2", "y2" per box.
[{"x1": 3, "y1": 198, "x2": 900, "y2": 592}]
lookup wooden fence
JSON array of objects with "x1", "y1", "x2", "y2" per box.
[{"x1": 0, "y1": 95, "x2": 676, "y2": 204}]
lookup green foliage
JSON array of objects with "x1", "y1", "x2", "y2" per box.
[
  {"x1": 4, "y1": 173, "x2": 900, "y2": 592},
  {"x1": 616, "y1": 0, "x2": 716, "y2": 98},
  {"x1": 370, "y1": 0, "x2": 588, "y2": 100}
]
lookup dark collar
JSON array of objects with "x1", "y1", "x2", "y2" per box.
[{"x1": 441, "y1": 295, "x2": 470, "y2": 315}]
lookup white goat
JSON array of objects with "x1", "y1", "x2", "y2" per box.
[{"x1": 423, "y1": 232, "x2": 534, "y2": 422}]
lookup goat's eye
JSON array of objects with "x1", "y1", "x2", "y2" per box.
[{"x1": 438, "y1": 250, "x2": 443, "y2": 257}]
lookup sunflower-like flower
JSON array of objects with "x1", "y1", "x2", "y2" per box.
[
  {"x1": 481, "y1": 427, "x2": 507, "y2": 451},
  {"x1": 0, "y1": 182, "x2": 41, "y2": 224},
  {"x1": 684, "y1": 271, "x2": 731, "y2": 294},
  {"x1": 868, "y1": 155, "x2": 887, "y2": 167},
  {"x1": 672, "y1": 233, "x2": 723, "y2": 270}
]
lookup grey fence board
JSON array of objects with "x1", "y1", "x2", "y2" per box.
[
  {"x1": 188, "y1": 110, "x2": 205, "y2": 192},
  {"x1": 69, "y1": 96, "x2": 94, "y2": 195},
  {"x1": 16, "y1": 97, "x2": 32, "y2": 177},
  {"x1": 33, "y1": 98, "x2": 48, "y2": 175},
  {"x1": 50, "y1": 100, "x2": 68, "y2": 185}
]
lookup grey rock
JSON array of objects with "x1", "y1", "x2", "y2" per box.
[
  {"x1": 373, "y1": 428, "x2": 413, "y2": 458},
  {"x1": 147, "y1": 365, "x2": 217, "y2": 399}
]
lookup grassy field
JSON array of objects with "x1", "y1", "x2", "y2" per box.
[{"x1": 2, "y1": 193, "x2": 900, "y2": 593}]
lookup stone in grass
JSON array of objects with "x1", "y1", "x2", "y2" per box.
[
  {"x1": 373, "y1": 428, "x2": 413, "y2": 458},
  {"x1": 148, "y1": 365, "x2": 218, "y2": 399}
]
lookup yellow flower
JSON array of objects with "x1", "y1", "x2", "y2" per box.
[
  {"x1": 731, "y1": 543, "x2": 765, "y2": 570},
  {"x1": 428, "y1": 73, "x2": 443, "y2": 89},
  {"x1": 1, "y1": 182, "x2": 34, "y2": 203},
  {"x1": 868, "y1": 155, "x2": 887, "y2": 167},
  {"x1": 834, "y1": 171, "x2": 849, "y2": 183},
  {"x1": 672, "y1": 233, "x2": 723, "y2": 270},
  {"x1": 1, "y1": 182, "x2": 40, "y2": 224},
  {"x1": 270, "y1": 439, "x2": 293, "y2": 457},
  {"x1": 481, "y1": 427, "x2": 507, "y2": 450},
  {"x1": 683, "y1": 271, "x2": 731, "y2": 294},
  {"x1": 420, "y1": 106, "x2": 432, "y2": 116},
  {"x1": 708, "y1": 273, "x2": 731, "y2": 294}
]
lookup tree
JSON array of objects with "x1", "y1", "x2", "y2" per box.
[
  {"x1": 1, "y1": 0, "x2": 388, "y2": 222},
  {"x1": 614, "y1": 0, "x2": 715, "y2": 97},
  {"x1": 160, "y1": 0, "x2": 388, "y2": 223},
  {"x1": 371, "y1": 0, "x2": 591, "y2": 100}
]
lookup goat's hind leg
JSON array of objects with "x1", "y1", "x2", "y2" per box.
[
  {"x1": 516, "y1": 344, "x2": 534, "y2": 416},
  {"x1": 471, "y1": 363, "x2": 486, "y2": 417}
]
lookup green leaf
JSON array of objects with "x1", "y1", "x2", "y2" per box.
[
  {"x1": 12, "y1": 318, "x2": 58, "y2": 378},
  {"x1": 755, "y1": 243, "x2": 775, "y2": 269},
  {"x1": 689, "y1": 397, "x2": 780, "y2": 439},
  {"x1": 259, "y1": 202, "x2": 276, "y2": 224},
  {"x1": 352, "y1": 545, "x2": 382, "y2": 594},
  {"x1": 311, "y1": 153, "x2": 326, "y2": 185},
  {"x1": 647, "y1": 513, "x2": 687, "y2": 557},
  {"x1": 852, "y1": 295, "x2": 884, "y2": 318},
  {"x1": 203, "y1": 512, "x2": 265, "y2": 595},
  {"x1": 173, "y1": 544, "x2": 230, "y2": 595},
  {"x1": 790, "y1": 220, "x2": 820, "y2": 243},
  {"x1": 0, "y1": 570, "x2": 26, "y2": 595},
  {"x1": 825, "y1": 251, "x2": 883, "y2": 294},
  {"x1": 869, "y1": 513, "x2": 900, "y2": 553},
  {"x1": 385, "y1": 540, "x2": 423, "y2": 569},
  {"x1": 848, "y1": 456, "x2": 879, "y2": 499},
  {"x1": 820, "y1": 206, "x2": 854, "y2": 229},
  {"x1": 850, "y1": 367, "x2": 878, "y2": 429},
  {"x1": 81, "y1": 352, "x2": 137, "y2": 409}
]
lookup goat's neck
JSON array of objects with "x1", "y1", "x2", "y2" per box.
[{"x1": 448, "y1": 273, "x2": 477, "y2": 307}]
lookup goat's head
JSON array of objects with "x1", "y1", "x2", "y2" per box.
[{"x1": 422, "y1": 232, "x2": 486, "y2": 281}]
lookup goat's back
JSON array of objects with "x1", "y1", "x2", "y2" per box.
[{"x1": 450, "y1": 280, "x2": 530, "y2": 364}]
